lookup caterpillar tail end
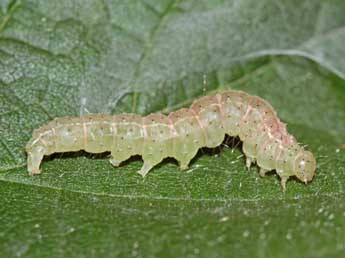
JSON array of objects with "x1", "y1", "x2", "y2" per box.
[
  {"x1": 27, "y1": 155, "x2": 43, "y2": 176},
  {"x1": 26, "y1": 149, "x2": 44, "y2": 176}
]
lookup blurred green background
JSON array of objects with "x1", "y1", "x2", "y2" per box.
[{"x1": 0, "y1": 0, "x2": 345, "y2": 257}]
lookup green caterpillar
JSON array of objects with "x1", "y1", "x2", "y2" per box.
[{"x1": 25, "y1": 90, "x2": 316, "y2": 190}]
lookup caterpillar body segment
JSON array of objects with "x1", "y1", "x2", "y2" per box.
[{"x1": 26, "y1": 90, "x2": 316, "y2": 190}]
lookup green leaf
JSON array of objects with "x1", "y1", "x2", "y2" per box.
[{"x1": 1, "y1": 0, "x2": 345, "y2": 257}]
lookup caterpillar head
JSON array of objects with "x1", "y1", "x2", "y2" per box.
[{"x1": 294, "y1": 151, "x2": 316, "y2": 184}]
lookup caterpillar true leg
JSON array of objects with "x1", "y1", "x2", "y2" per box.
[
  {"x1": 246, "y1": 157, "x2": 255, "y2": 169},
  {"x1": 280, "y1": 176, "x2": 289, "y2": 192},
  {"x1": 259, "y1": 168, "x2": 269, "y2": 177}
]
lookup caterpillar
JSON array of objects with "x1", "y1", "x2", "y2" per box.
[{"x1": 25, "y1": 90, "x2": 316, "y2": 190}]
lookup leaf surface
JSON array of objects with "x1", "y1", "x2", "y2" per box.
[{"x1": 1, "y1": 1, "x2": 345, "y2": 257}]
